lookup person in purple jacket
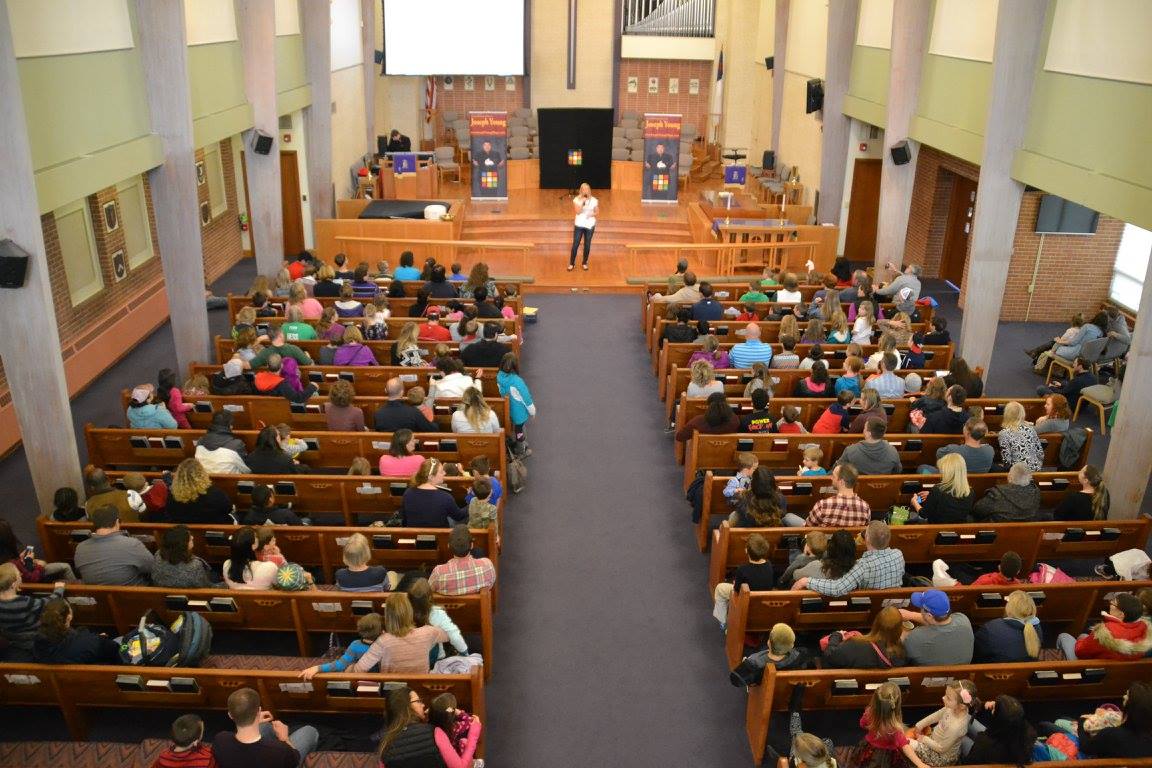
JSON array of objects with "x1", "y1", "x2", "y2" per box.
[{"x1": 333, "y1": 325, "x2": 378, "y2": 366}]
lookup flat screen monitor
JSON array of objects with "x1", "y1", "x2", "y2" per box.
[
  {"x1": 1035, "y1": 194, "x2": 1099, "y2": 235},
  {"x1": 382, "y1": 0, "x2": 525, "y2": 75}
]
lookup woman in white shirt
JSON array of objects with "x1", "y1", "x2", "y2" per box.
[
  {"x1": 222, "y1": 526, "x2": 279, "y2": 590},
  {"x1": 430, "y1": 359, "x2": 483, "y2": 400},
  {"x1": 776, "y1": 273, "x2": 803, "y2": 303},
  {"x1": 569, "y1": 183, "x2": 598, "y2": 272},
  {"x1": 451, "y1": 387, "x2": 501, "y2": 434},
  {"x1": 852, "y1": 300, "x2": 875, "y2": 345}
]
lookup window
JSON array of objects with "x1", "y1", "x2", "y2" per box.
[
  {"x1": 55, "y1": 200, "x2": 103, "y2": 305},
  {"x1": 1109, "y1": 223, "x2": 1152, "y2": 311},
  {"x1": 116, "y1": 177, "x2": 154, "y2": 268},
  {"x1": 203, "y1": 144, "x2": 228, "y2": 218}
]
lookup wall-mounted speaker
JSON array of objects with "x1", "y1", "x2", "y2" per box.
[
  {"x1": 805, "y1": 79, "x2": 824, "y2": 113},
  {"x1": 0, "y1": 239, "x2": 30, "y2": 289},
  {"x1": 765, "y1": 56, "x2": 774, "y2": 70},
  {"x1": 890, "y1": 140, "x2": 912, "y2": 165},
  {"x1": 252, "y1": 130, "x2": 274, "y2": 156}
]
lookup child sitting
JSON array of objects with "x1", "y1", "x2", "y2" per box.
[
  {"x1": 812, "y1": 390, "x2": 856, "y2": 434},
  {"x1": 909, "y1": 680, "x2": 979, "y2": 766},
  {"x1": 845, "y1": 681, "x2": 922, "y2": 768},
  {"x1": 255, "y1": 526, "x2": 287, "y2": 567},
  {"x1": 152, "y1": 714, "x2": 214, "y2": 767},
  {"x1": 276, "y1": 423, "x2": 308, "y2": 460},
  {"x1": 299, "y1": 613, "x2": 383, "y2": 679},
  {"x1": 771, "y1": 335, "x2": 801, "y2": 369},
  {"x1": 735, "y1": 302, "x2": 760, "y2": 322},
  {"x1": 363, "y1": 303, "x2": 387, "y2": 340},
  {"x1": 406, "y1": 386, "x2": 436, "y2": 424},
  {"x1": 334, "y1": 282, "x2": 364, "y2": 318},
  {"x1": 428, "y1": 692, "x2": 483, "y2": 766},
  {"x1": 971, "y1": 551, "x2": 1025, "y2": 586},
  {"x1": 798, "y1": 446, "x2": 828, "y2": 476},
  {"x1": 835, "y1": 356, "x2": 864, "y2": 398},
  {"x1": 240, "y1": 484, "x2": 307, "y2": 526},
  {"x1": 467, "y1": 477, "x2": 498, "y2": 531},
  {"x1": 449, "y1": 262, "x2": 467, "y2": 282},
  {"x1": 464, "y1": 456, "x2": 503, "y2": 505},
  {"x1": 723, "y1": 453, "x2": 759, "y2": 507},
  {"x1": 776, "y1": 406, "x2": 807, "y2": 434}
]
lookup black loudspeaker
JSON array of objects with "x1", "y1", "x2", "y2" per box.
[
  {"x1": 890, "y1": 140, "x2": 911, "y2": 165},
  {"x1": 762, "y1": 150, "x2": 775, "y2": 169},
  {"x1": 252, "y1": 130, "x2": 274, "y2": 155},
  {"x1": 765, "y1": 56, "x2": 774, "y2": 70},
  {"x1": 0, "y1": 240, "x2": 30, "y2": 289},
  {"x1": 805, "y1": 79, "x2": 824, "y2": 113}
]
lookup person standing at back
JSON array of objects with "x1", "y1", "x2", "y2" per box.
[{"x1": 568, "y1": 183, "x2": 598, "y2": 271}]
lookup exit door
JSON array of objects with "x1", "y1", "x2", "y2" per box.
[{"x1": 938, "y1": 175, "x2": 978, "y2": 288}]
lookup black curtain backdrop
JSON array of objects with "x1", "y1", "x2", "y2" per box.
[{"x1": 537, "y1": 108, "x2": 613, "y2": 189}]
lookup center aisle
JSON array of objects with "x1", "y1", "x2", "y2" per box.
[{"x1": 485, "y1": 294, "x2": 749, "y2": 763}]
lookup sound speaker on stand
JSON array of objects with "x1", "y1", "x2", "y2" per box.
[
  {"x1": 762, "y1": 150, "x2": 775, "y2": 171},
  {"x1": 252, "y1": 130, "x2": 274, "y2": 156},
  {"x1": 890, "y1": 140, "x2": 911, "y2": 166}
]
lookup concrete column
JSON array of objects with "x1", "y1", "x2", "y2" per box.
[
  {"x1": 236, "y1": 0, "x2": 285, "y2": 275},
  {"x1": 872, "y1": 0, "x2": 931, "y2": 274},
  {"x1": 770, "y1": 0, "x2": 789, "y2": 158},
  {"x1": 817, "y1": 0, "x2": 860, "y2": 224},
  {"x1": 957, "y1": 0, "x2": 1049, "y2": 377},
  {"x1": 1103, "y1": 246, "x2": 1152, "y2": 519},
  {"x1": 361, "y1": 0, "x2": 377, "y2": 155},
  {"x1": 0, "y1": 2, "x2": 84, "y2": 512},
  {"x1": 135, "y1": 0, "x2": 212, "y2": 374},
  {"x1": 301, "y1": 0, "x2": 334, "y2": 220}
]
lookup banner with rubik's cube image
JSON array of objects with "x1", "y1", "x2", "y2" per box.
[
  {"x1": 567, "y1": 149, "x2": 583, "y2": 166},
  {"x1": 469, "y1": 111, "x2": 508, "y2": 200},
  {"x1": 480, "y1": 171, "x2": 500, "y2": 189},
  {"x1": 641, "y1": 113, "x2": 681, "y2": 203},
  {"x1": 651, "y1": 174, "x2": 670, "y2": 192}
]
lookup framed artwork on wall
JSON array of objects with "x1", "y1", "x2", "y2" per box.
[
  {"x1": 505, "y1": 76, "x2": 516, "y2": 91},
  {"x1": 689, "y1": 78, "x2": 700, "y2": 95},
  {"x1": 668, "y1": 78, "x2": 679, "y2": 94},
  {"x1": 627, "y1": 76, "x2": 638, "y2": 94},
  {"x1": 442, "y1": 76, "x2": 454, "y2": 90},
  {"x1": 484, "y1": 75, "x2": 495, "y2": 91},
  {"x1": 200, "y1": 201, "x2": 211, "y2": 226},
  {"x1": 111, "y1": 250, "x2": 127, "y2": 282},
  {"x1": 196, "y1": 161, "x2": 206, "y2": 185},
  {"x1": 102, "y1": 201, "x2": 119, "y2": 232},
  {"x1": 647, "y1": 77, "x2": 658, "y2": 95},
  {"x1": 464, "y1": 76, "x2": 475, "y2": 91}
]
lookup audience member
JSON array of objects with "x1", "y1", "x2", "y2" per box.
[
  {"x1": 793, "y1": 360, "x2": 830, "y2": 398},
  {"x1": 408, "y1": 578, "x2": 469, "y2": 663},
  {"x1": 332, "y1": 325, "x2": 378, "y2": 366},
  {"x1": 973, "y1": 590, "x2": 1041, "y2": 663},
  {"x1": 972, "y1": 462, "x2": 1040, "y2": 523},
  {"x1": 194, "y1": 411, "x2": 250, "y2": 474},
  {"x1": 51, "y1": 486, "x2": 86, "y2": 522},
  {"x1": 151, "y1": 525, "x2": 213, "y2": 588},
  {"x1": 971, "y1": 551, "x2": 1025, "y2": 586},
  {"x1": 157, "y1": 368, "x2": 194, "y2": 429},
  {"x1": 839, "y1": 418, "x2": 902, "y2": 475},
  {"x1": 222, "y1": 527, "x2": 278, "y2": 591},
  {"x1": 323, "y1": 379, "x2": 365, "y2": 431},
  {"x1": 1032, "y1": 310, "x2": 1106, "y2": 373},
  {"x1": 1054, "y1": 464, "x2": 1109, "y2": 521},
  {"x1": 794, "y1": 521, "x2": 904, "y2": 596},
  {"x1": 867, "y1": 353, "x2": 905, "y2": 399},
  {"x1": 689, "y1": 334, "x2": 730, "y2": 369},
  {"x1": 212, "y1": 687, "x2": 318, "y2": 768},
  {"x1": 996, "y1": 401, "x2": 1045, "y2": 472},
  {"x1": 777, "y1": 531, "x2": 829, "y2": 587},
  {"x1": 811, "y1": 390, "x2": 855, "y2": 434},
  {"x1": 686, "y1": 359, "x2": 724, "y2": 398},
  {"x1": 82, "y1": 465, "x2": 142, "y2": 522},
  {"x1": 742, "y1": 362, "x2": 774, "y2": 400},
  {"x1": 73, "y1": 506, "x2": 153, "y2": 585},
  {"x1": 738, "y1": 388, "x2": 774, "y2": 433},
  {"x1": 675, "y1": 393, "x2": 740, "y2": 441},
  {"x1": 729, "y1": 467, "x2": 787, "y2": 528},
  {"x1": 240, "y1": 484, "x2": 306, "y2": 527},
  {"x1": 823, "y1": 605, "x2": 907, "y2": 669},
  {"x1": 429, "y1": 525, "x2": 496, "y2": 596},
  {"x1": 1058, "y1": 592, "x2": 1151, "y2": 660},
  {"x1": 334, "y1": 533, "x2": 392, "y2": 592},
  {"x1": 848, "y1": 388, "x2": 887, "y2": 432},
  {"x1": 910, "y1": 454, "x2": 973, "y2": 524},
  {"x1": 0, "y1": 562, "x2": 65, "y2": 661},
  {"x1": 712, "y1": 534, "x2": 774, "y2": 627},
  {"x1": 916, "y1": 384, "x2": 969, "y2": 435},
  {"x1": 451, "y1": 388, "x2": 501, "y2": 434},
  {"x1": 784, "y1": 463, "x2": 871, "y2": 528},
  {"x1": 728, "y1": 323, "x2": 774, "y2": 368},
  {"x1": 923, "y1": 316, "x2": 950, "y2": 346},
  {"x1": 1034, "y1": 393, "x2": 1071, "y2": 434},
  {"x1": 874, "y1": 261, "x2": 922, "y2": 314},
  {"x1": 245, "y1": 426, "x2": 299, "y2": 475},
  {"x1": 835, "y1": 356, "x2": 864, "y2": 397},
  {"x1": 909, "y1": 679, "x2": 980, "y2": 767},
  {"x1": 253, "y1": 353, "x2": 318, "y2": 403},
  {"x1": 843, "y1": 681, "x2": 922, "y2": 767},
  {"x1": 963, "y1": 695, "x2": 1036, "y2": 766},
  {"x1": 931, "y1": 418, "x2": 995, "y2": 475},
  {"x1": 1077, "y1": 680, "x2": 1152, "y2": 759},
  {"x1": 401, "y1": 459, "x2": 467, "y2": 528},
  {"x1": 899, "y1": 589, "x2": 974, "y2": 665},
  {"x1": 655, "y1": 271, "x2": 702, "y2": 305},
  {"x1": 375, "y1": 684, "x2": 481, "y2": 767},
  {"x1": 353, "y1": 593, "x2": 448, "y2": 673},
  {"x1": 376, "y1": 428, "x2": 425, "y2": 477},
  {"x1": 211, "y1": 358, "x2": 254, "y2": 396},
  {"x1": 944, "y1": 357, "x2": 983, "y2": 398},
  {"x1": 691, "y1": 282, "x2": 724, "y2": 321},
  {"x1": 248, "y1": 323, "x2": 313, "y2": 368},
  {"x1": 164, "y1": 459, "x2": 234, "y2": 524},
  {"x1": 1036, "y1": 356, "x2": 1098, "y2": 408},
  {"x1": 127, "y1": 383, "x2": 178, "y2": 429},
  {"x1": 151, "y1": 714, "x2": 215, "y2": 768},
  {"x1": 662, "y1": 307, "x2": 698, "y2": 345},
  {"x1": 32, "y1": 598, "x2": 121, "y2": 665}
]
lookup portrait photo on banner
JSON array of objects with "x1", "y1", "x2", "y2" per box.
[
  {"x1": 469, "y1": 111, "x2": 508, "y2": 200},
  {"x1": 642, "y1": 113, "x2": 682, "y2": 203}
]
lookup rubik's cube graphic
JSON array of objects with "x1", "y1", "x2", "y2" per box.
[
  {"x1": 567, "y1": 150, "x2": 583, "y2": 166},
  {"x1": 480, "y1": 171, "x2": 500, "y2": 189},
  {"x1": 651, "y1": 174, "x2": 670, "y2": 191}
]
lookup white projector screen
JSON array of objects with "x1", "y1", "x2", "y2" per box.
[{"x1": 383, "y1": 0, "x2": 525, "y2": 75}]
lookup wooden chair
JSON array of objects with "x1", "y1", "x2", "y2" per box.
[{"x1": 1074, "y1": 380, "x2": 1119, "y2": 435}]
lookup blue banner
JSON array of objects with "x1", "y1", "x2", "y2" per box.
[
  {"x1": 393, "y1": 152, "x2": 416, "y2": 175},
  {"x1": 724, "y1": 165, "x2": 747, "y2": 186}
]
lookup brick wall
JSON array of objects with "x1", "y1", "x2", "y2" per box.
[
  {"x1": 616, "y1": 59, "x2": 712, "y2": 131},
  {"x1": 903, "y1": 144, "x2": 1123, "y2": 322},
  {"x1": 196, "y1": 138, "x2": 245, "y2": 284},
  {"x1": 436, "y1": 76, "x2": 527, "y2": 118}
]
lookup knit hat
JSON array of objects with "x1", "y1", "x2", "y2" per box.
[
  {"x1": 131, "y1": 385, "x2": 153, "y2": 404},
  {"x1": 223, "y1": 359, "x2": 244, "y2": 378},
  {"x1": 903, "y1": 372, "x2": 922, "y2": 394}
]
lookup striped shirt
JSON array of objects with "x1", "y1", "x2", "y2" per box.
[
  {"x1": 151, "y1": 744, "x2": 217, "y2": 768},
  {"x1": 353, "y1": 625, "x2": 449, "y2": 673},
  {"x1": 728, "y1": 339, "x2": 774, "y2": 369},
  {"x1": 0, "y1": 585, "x2": 64, "y2": 650},
  {"x1": 807, "y1": 547, "x2": 906, "y2": 597}
]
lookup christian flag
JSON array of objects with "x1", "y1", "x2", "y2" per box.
[
  {"x1": 710, "y1": 49, "x2": 724, "y2": 143},
  {"x1": 424, "y1": 76, "x2": 437, "y2": 122}
]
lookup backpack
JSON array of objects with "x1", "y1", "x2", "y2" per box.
[
  {"x1": 274, "y1": 562, "x2": 311, "y2": 591},
  {"x1": 1058, "y1": 427, "x2": 1088, "y2": 470},
  {"x1": 506, "y1": 451, "x2": 527, "y2": 495},
  {"x1": 170, "y1": 611, "x2": 213, "y2": 666},
  {"x1": 686, "y1": 470, "x2": 706, "y2": 524},
  {"x1": 119, "y1": 611, "x2": 212, "y2": 666}
]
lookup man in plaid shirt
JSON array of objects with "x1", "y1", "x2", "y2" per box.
[
  {"x1": 782, "y1": 462, "x2": 872, "y2": 527},
  {"x1": 429, "y1": 525, "x2": 496, "y2": 595},
  {"x1": 793, "y1": 521, "x2": 905, "y2": 597}
]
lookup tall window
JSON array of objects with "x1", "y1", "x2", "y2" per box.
[
  {"x1": 116, "y1": 177, "x2": 154, "y2": 268},
  {"x1": 55, "y1": 200, "x2": 102, "y2": 305},
  {"x1": 1109, "y1": 224, "x2": 1152, "y2": 311}
]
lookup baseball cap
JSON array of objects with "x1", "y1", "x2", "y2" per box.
[{"x1": 910, "y1": 589, "x2": 950, "y2": 618}]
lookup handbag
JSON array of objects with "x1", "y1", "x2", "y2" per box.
[{"x1": 507, "y1": 452, "x2": 527, "y2": 495}]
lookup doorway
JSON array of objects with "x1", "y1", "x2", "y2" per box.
[
  {"x1": 843, "y1": 159, "x2": 882, "y2": 264},
  {"x1": 280, "y1": 151, "x2": 305, "y2": 256},
  {"x1": 939, "y1": 175, "x2": 978, "y2": 288}
]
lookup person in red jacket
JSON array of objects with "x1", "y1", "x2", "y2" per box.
[
  {"x1": 811, "y1": 390, "x2": 855, "y2": 434},
  {"x1": 1059, "y1": 592, "x2": 1152, "y2": 660},
  {"x1": 418, "y1": 310, "x2": 453, "y2": 342}
]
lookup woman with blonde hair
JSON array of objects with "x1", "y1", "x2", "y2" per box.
[
  {"x1": 352, "y1": 592, "x2": 449, "y2": 673},
  {"x1": 451, "y1": 387, "x2": 500, "y2": 434},
  {"x1": 997, "y1": 401, "x2": 1044, "y2": 472},
  {"x1": 167, "y1": 458, "x2": 234, "y2": 524},
  {"x1": 687, "y1": 359, "x2": 723, "y2": 398},
  {"x1": 826, "y1": 310, "x2": 850, "y2": 344},
  {"x1": 688, "y1": 334, "x2": 730, "y2": 369},
  {"x1": 910, "y1": 453, "x2": 972, "y2": 523},
  {"x1": 743, "y1": 362, "x2": 774, "y2": 399},
  {"x1": 974, "y1": 590, "x2": 1042, "y2": 663},
  {"x1": 1054, "y1": 464, "x2": 1110, "y2": 521},
  {"x1": 272, "y1": 268, "x2": 293, "y2": 297},
  {"x1": 848, "y1": 387, "x2": 887, "y2": 432},
  {"x1": 316, "y1": 306, "x2": 344, "y2": 343},
  {"x1": 391, "y1": 321, "x2": 427, "y2": 367},
  {"x1": 286, "y1": 282, "x2": 323, "y2": 319},
  {"x1": 335, "y1": 533, "x2": 391, "y2": 592},
  {"x1": 246, "y1": 274, "x2": 271, "y2": 297},
  {"x1": 779, "y1": 313, "x2": 800, "y2": 342},
  {"x1": 866, "y1": 332, "x2": 902, "y2": 371},
  {"x1": 333, "y1": 324, "x2": 378, "y2": 366},
  {"x1": 824, "y1": 605, "x2": 907, "y2": 668},
  {"x1": 312, "y1": 263, "x2": 340, "y2": 297}
]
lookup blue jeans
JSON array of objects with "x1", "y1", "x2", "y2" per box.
[
  {"x1": 570, "y1": 226, "x2": 594, "y2": 266},
  {"x1": 1057, "y1": 632, "x2": 1085, "y2": 660},
  {"x1": 782, "y1": 512, "x2": 807, "y2": 527},
  {"x1": 259, "y1": 722, "x2": 319, "y2": 767}
]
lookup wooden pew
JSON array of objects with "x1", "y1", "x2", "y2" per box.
[
  {"x1": 683, "y1": 430, "x2": 1088, "y2": 490},
  {"x1": 643, "y1": 299, "x2": 933, "y2": 352},
  {"x1": 87, "y1": 425, "x2": 508, "y2": 481},
  {"x1": 120, "y1": 390, "x2": 511, "y2": 433},
  {"x1": 744, "y1": 659, "x2": 1152, "y2": 765},
  {"x1": 638, "y1": 281, "x2": 829, "y2": 330},
  {"x1": 707, "y1": 516, "x2": 1152, "y2": 594},
  {"x1": 658, "y1": 342, "x2": 955, "y2": 400},
  {"x1": 214, "y1": 335, "x2": 523, "y2": 365},
  {"x1": 24, "y1": 583, "x2": 495, "y2": 679},
  {"x1": 724, "y1": 580, "x2": 1152, "y2": 670},
  {"x1": 0, "y1": 663, "x2": 485, "y2": 746},
  {"x1": 188, "y1": 363, "x2": 503, "y2": 398},
  {"x1": 37, "y1": 520, "x2": 500, "y2": 585},
  {"x1": 227, "y1": 292, "x2": 524, "y2": 320},
  {"x1": 693, "y1": 470, "x2": 1082, "y2": 552}
]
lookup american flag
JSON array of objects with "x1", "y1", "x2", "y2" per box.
[{"x1": 424, "y1": 76, "x2": 437, "y2": 122}]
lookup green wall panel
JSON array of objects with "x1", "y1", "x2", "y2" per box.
[
  {"x1": 846, "y1": 45, "x2": 890, "y2": 127},
  {"x1": 912, "y1": 54, "x2": 990, "y2": 161},
  {"x1": 35, "y1": 135, "x2": 164, "y2": 214},
  {"x1": 188, "y1": 41, "x2": 248, "y2": 125},
  {"x1": 275, "y1": 34, "x2": 307, "y2": 94},
  {"x1": 277, "y1": 85, "x2": 313, "y2": 116}
]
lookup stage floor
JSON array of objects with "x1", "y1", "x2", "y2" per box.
[{"x1": 438, "y1": 180, "x2": 727, "y2": 291}]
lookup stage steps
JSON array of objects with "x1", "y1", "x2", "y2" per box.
[{"x1": 461, "y1": 217, "x2": 693, "y2": 256}]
